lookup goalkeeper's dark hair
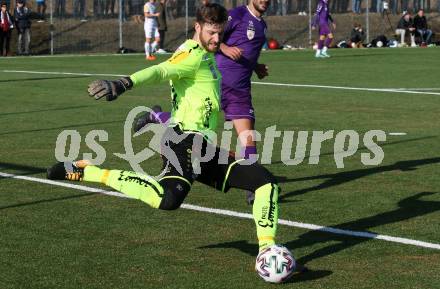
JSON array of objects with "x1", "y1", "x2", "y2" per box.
[{"x1": 196, "y1": 3, "x2": 228, "y2": 25}]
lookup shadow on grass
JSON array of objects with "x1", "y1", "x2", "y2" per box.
[
  {"x1": 278, "y1": 156, "x2": 440, "y2": 202},
  {"x1": 0, "y1": 75, "x2": 87, "y2": 83},
  {"x1": 0, "y1": 161, "x2": 46, "y2": 175},
  {"x1": 199, "y1": 240, "x2": 333, "y2": 282},
  {"x1": 287, "y1": 192, "x2": 440, "y2": 265},
  {"x1": 199, "y1": 192, "x2": 439, "y2": 279},
  {"x1": 269, "y1": 135, "x2": 437, "y2": 166},
  {"x1": 0, "y1": 119, "x2": 123, "y2": 136},
  {"x1": 0, "y1": 105, "x2": 91, "y2": 117},
  {"x1": 0, "y1": 192, "x2": 95, "y2": 210}
]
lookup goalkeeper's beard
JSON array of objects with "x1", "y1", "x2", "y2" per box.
[{"x1": 199, "y1": 36, "x2": 220, "y2": 53}]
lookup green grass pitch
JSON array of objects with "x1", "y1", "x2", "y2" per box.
[{"x1": 0, "y1": 48, "x2": 439, "y2": 289}]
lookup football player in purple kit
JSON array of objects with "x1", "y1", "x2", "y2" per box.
[
  {"x1": 216, "y1": 0, "x2": 270, "y2": 204},
  {"x1": 134, "y1": 0, "x2": 271, "y2": 205},
  {"x1": 312, "y1": 0, "x2": 336, "y2": 58}
]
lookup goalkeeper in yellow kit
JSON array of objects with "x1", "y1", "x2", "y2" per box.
[{"x1": 47, "y1": 3, "x2": 279, "y2": 252}]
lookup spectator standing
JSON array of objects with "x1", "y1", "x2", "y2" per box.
[
  {"x1": 74, "y1": 0, "x2": 87, "y2": 20},
  {"x1": 0, "y1": 1, "x2": 13, "y2": 56},
  {"x1": 370, "y1": 0, "x2": 377, "y2": 12},
  {"x1": 401, "y1": 0, "x2": 409, "y2": 12},
  {"x1": 14, "y1": 0, "x2": 31, "y2": 55},
  {"x1": 54, "y1": 0, "x2": 66, "y2": 18},
  {"x1": 390, "y1": 0, "x2": 397, "y2": 14},
  {"x1": 105, "y1": 0, "x2": 116, "y2": 17},
  {"x1": 297, "y1": 0, "x2": 307, "y2": 15},
  {"x1": 276, "y1": 0, "x2": 287, "y2": 15},
  {"x1": 396, "y1": 12, "x2": 416, "y2": 47},
  {"x1": 413, "y1": 9, "x2": 432, "y2": 46},
  {"x1": 157, "y1": 0, "x2": 167, "y2": 53},
  {"x1": 352, "y1": 0, "x2": 362, "y2": 13},
  {"x1": 36, "y1": 0, "x2": 46, "y2": 21}
]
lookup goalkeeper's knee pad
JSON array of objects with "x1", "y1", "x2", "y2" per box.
[{"x1": 158, "y1": 178, "x2": 191, "y2": 210}]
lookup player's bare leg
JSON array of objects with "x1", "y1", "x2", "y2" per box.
[
  {"x1": 233, "y1": 118, "x2": 257, "y2": 205},
  {"x1": 151, "y1": 36, "x2": 160, "y2": 57},
  {"x1": 145, "y1": 37, "x2": 156, "y2": 60}
]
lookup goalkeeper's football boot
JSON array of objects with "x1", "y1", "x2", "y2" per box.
[
  {"x1": 47, "y1": 160, "x2": 91, "y2": 181},
  {"x1": 133, "y1": 105, "x2": 163, "y2": 133}
]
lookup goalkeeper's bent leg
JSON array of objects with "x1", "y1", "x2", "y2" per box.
[
  {"x1": 253, "y1": 183, "x2": 279, "y2": 250},
  {"x1": 84, "y1": 166, "x2": 164, "y2": 208},
  {"x1": 225, "y1": 162, "x2": 279, "y2": 250}
]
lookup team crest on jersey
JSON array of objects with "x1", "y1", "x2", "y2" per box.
[{"x1": 247, "y1": 21, "x2": 255, "y2": 40}]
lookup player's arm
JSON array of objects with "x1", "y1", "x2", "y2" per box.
[
  {"x1": 328, "y1": 14, "x2": 336, "y2": 29},
  {"x1": 219, "y1": 43, "x2": 243, "y2": 61},
  {"x1": 88, "y1": 50, "x2": 200, "y2": 101},
  {"x1": 219, "y1": 10, "x2": 242, "y2": 60},
  {"x1": 144, "y1": 5, "x2": 159, "y2": 18}
]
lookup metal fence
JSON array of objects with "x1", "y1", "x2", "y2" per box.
[{"x1": 5, "y1": 0, "x2": 440, "y2": 55}]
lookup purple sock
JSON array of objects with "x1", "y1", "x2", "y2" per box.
[
  {"x1": 154, "y1": 112, "x2": 171, "y2": 123},
  {"x1": 318, "y1": 39, "x2": 324, "y2": 49},
  {"x1": 324, "y1": 37, "x2": 332, "y2": 47},
  {"x1": 242, "y1": 146, "x2": 257, "y2": 159}
]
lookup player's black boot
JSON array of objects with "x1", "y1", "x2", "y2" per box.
[
  {"x1": 47, "y1": 160, "x2": 90, "y2": 181},
  {"x1": 133, "y1": 105, "x2": 163, "y2": 133}
]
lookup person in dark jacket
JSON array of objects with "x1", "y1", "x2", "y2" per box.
[
  {"x1": 156, "y1": 0, "x2": 167, "y2": 53},
  {"x1": 395, "y1": 12, "x2": 416, "y2": 47},
  {"x1": 350, "y1": 22, "x2": 365, "y2": 48},
  {"x1": 0, "y1": 1, "x2": 13, "y2": 56},
  {"x1": 14, "y1": 0, "x2": 31, "y2": 55},
  {"x1": 413, "y1": 9, "x2": 432, "y2": 46}
]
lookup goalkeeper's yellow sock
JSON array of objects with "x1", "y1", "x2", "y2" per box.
[
  {"x1": 83, "y1": 166, "x2": 163, "y2": 208},
  {"x1": 252, "y1": 183, "x2": 279, "y2": 250}
]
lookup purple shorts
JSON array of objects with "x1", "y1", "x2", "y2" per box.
[
  {"x1": 319, "y1": 23, "x2": 331, "y2": 35},
  {"x1": 221, "y1": 85, "x2": 255, "y2": 121}
]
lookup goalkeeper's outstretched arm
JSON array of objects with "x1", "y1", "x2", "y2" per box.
[{"x1": 87, "y1": 53, "x2": 199, "y2": 101}]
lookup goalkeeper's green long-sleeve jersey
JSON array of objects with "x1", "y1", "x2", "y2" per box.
[{"x1": 130, "y1": 39, "x2": 221, "y2": 140}]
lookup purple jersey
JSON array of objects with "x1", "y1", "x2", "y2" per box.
[
  {"x1": 215, "y1": 6, "x2": 267, "y2": 90},
  {"x1": 313, "y1": 0, "x2": 333, "y2": 26}
]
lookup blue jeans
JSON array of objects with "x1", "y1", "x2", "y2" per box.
[
  {"x1": 352, "y1": 0, "x2": 362, "y2": 13},
  {"x1": 417, "y1": 29, "x2": 433, "y2": 44},
  {"x1": 376, "y1": 0, "x2": 383, "y2": 12}
]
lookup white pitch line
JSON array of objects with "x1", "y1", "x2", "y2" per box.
[
  {"x1": 2, "y1": 69, "x2": 126, "y2": 78},
  {"x1": 0, "y1": 53, "x2": 145, "y2": 59},
  {"x1": 1, "y1": 171, "x2": 439, "y2": 250},
  {"x1": 390, "y1": 88, "x2": 440, "y2": 91},
  {"x1": 2, "y1": 69, "x2": 440, "y2": 96},
  {"x1": 388, "y1": 132, "x2": 407, "y2": 136},
  {"x1": 252, "y1": 81, "x2": 440, "y2": 96}
]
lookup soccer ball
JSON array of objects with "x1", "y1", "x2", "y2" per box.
[
  {"x1": 376, "y1": 40, "x2": 383, "y2": 47},
  {"x1": 255, "y1": 245, "x2": 296, "y2": 283}
]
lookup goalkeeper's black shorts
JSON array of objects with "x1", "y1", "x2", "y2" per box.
[{"x1": 159, "y1": 125, "x2": 276, "y2": 193}]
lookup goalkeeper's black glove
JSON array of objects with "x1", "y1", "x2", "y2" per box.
[{"x1": 87, "y1": 77, "x2": 133, "y2": 101}]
